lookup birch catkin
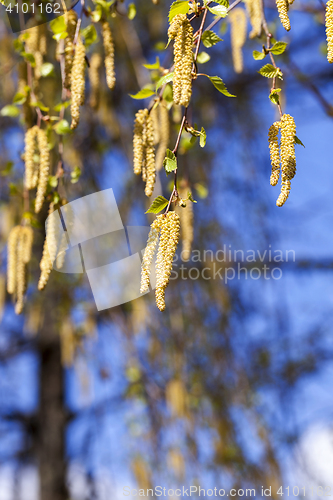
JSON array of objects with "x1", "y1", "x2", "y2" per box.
[
  {"x1": 155, "y1": 104, "x2": 170, "y2": 172},
  {"x1": 64, "y1": 9, "x2": 78, "y2": 89},
  {"x1": 229, "y1": 8, "x2": 247, "y2": 74},
  {"x1": 7, "y1": 226, "x2": 21, "y2": 295},
  {"x1": 245, "y1": 0, "x2": 262, "y2": 39},
  {"x1": 268, "y1": 121, "x2": 281, "y2": 186},
  {"x1": 70, "y1": 36, "x2": 86, "y2": 130},
  {"x1": 35, "y1": 128, "x2": 50, "y2": 214},
  {"x1": 133, "y1": 109, "x2": 156, "y2": 195},
  {"x1": 140, "y1": 218, "x2": 161, "y2": 294},
  {"x1": 38, "y1": 203, "x2": 58, "y2": 290},
  {"x1": 274, "y1": 114, "x2": 296, "y2": 207},
  {"x1": 168, "y1": 14, "x2": 193, "y2": 107},
  {"x1": 102, "y1": 21, "x2": 116, "y2": 90},
  {"x1": 89, "y1": 53, "x2": 102, "y2": 109},
  {"x1": 144, "y1": 114, "x2": 156, "y2": 197},
  {"x1": 133, "y1": 109, "x2": 148, "y2": 175},
  {"x1": 178, "y1": 188, "x2": 193, "y2": 261},
  {"x1": 276, "y1": 0, "x2": 291, "y2": 31},
  {"x1": 24, "y1": 125, "x2": 38, "y2": 190},
  {"x1": 326, "y1": 0, "x2": 333, "y2": 63}
]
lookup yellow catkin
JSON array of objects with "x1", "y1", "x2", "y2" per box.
[
  {"x1": 168, "y1": 14, "x2": 193, "y2": 107},
  {"x1": 89, "y1": 52, "x2": 102, "y2": 109},
  {"x1": 70, "y1": 36, "x2": 86, "y2": 130},
  {"x1": 38, "y1": 203, "x2": 57, "y2": 290},
  {"x1": 245, "y1": 0, "x2": 262, "y2": 39},
  {"x1": 166, "y1": 379, "x2": 186, "y2": 417},
  {"x1": 25, "y1": 26, "x2": 43, "y2": 80},
  {"x1": 326, "y1": 0, "x2": 333, "y2": 63},
  {"x1": 15, "y1": 232, "x2": 26, "y2": 315},
  {"x1": 60, "y1": 319, "x2": 75, "y2": 367},
  {"x1": 7, "y1": 226, "x2": 21, "y2": 295},
  {"x1": 276, "y1": 0, "x2": 291, "y2": 31},
  {"x1": 64, "y1": 9, "x2": 78, "y2": 89},
  {"x1": 7, "y1": 226, "x2": 33, "y2": 314},
  {"x1": 21, "y1": 226, "x2": 34, "y2": 265},
  {"x1": 151, "y1": 106, "x2": 160, "y2": 145},
  {"x1": 102, "y1": 21, "x2": 116, "y2": 90},
  {"x1": 276, "y1": 114, "x2": 296, "y2": 207},
  {"x1": 133, "y1": 109, "x2": 147, "y2": 175},
  {"x1": 35, "y1": 128, "x2": 50, "y2": 214},
  {"x1": 155, "y1": 103, "x2": 170, "y2": 171},
  {"x1": 24, "y1": 125, "x2": 38, "y2": 190},
  {"x1": 155, "y1": 211, "x2": 180, "y2": 311},
  {"x1": 268, "y1": 121, "x2": 281, "y2": 186},
  {"x1": 140, "y1": 218, "x2": 161, "y2": 294},
  {"x1": 178, "y1": 188, "x2": 193, "y2": 261},
  {"x1": 144, "y1": 114, "x2": 156, "y2": 197},
  {"x1": 229, "y1": 8, "x2": 247, "y2": 73}
]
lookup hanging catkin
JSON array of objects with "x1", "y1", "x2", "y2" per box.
[
  {"x1": 64, "y1": 9, "x2": 78, "y2": 89},
  {"x1": 268, "y1": 121, "x2": 281, "y2": 186},
  {"x1": 102, "y1": 21, "x2": 116, "y2": 90},
  {"x1": 326, "y1": 1, "x2": 333, "y2": 63},
  {"x1": 276, "y1": 114, "x2": 296, "y2": 207},
  {"x1": 38, "y1": 203, "x2": 58, "y2": 290},
  {"x1": 89, "y1": 52, "x2": 102, "y2": 108},
  {"x1": 229, "y1": 8, "x2": 247, "y2": 74},
  {"x1": 35, "y1": 128, "x2": 50, "y2": 214},
  {"x1": 70, "y1": 36, "x2": 86, "y2": 130},
  {"x1": 178, "y1": 187, "x2": 193, "y2": 261},
  {"x1": 7, "y1": 225, "x2": 21, "y2": 295},
  {"x1": 140, "y1": 218, "x2": 161, "y2": 294},
  {"x1": 144, "y1": 114, "x2": 156, "y2": 197},
  {"x1": 25, "y1": 26, "x2": 43, "y2": 80},
  {"x1": 245, "y1": 0, "x2": 262, "y2": 39},
  {"x1": 276, "y1": 0, "x2": 291, "y2": 31},
  {"x1": 24, "y1": 125, "x2": 39, "y2": 190},
  {"x1": 155, "y1": 211, "x2": 180, "y2": 311},
  {"x1": 133, "y1": 109, "x2": 156, "y2": 195},
  {"x1": 133, "y1": 109, "x2": 147, "y2": 175},
  {"x1": 168, "y1": 14, "x2": 193, "y2": 107},
  {"x1": 155, "y1": 103, "x2": 170, "y2": 172}
]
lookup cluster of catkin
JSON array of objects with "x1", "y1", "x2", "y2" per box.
[
  {"x1": 168, "y1": 14, "x2": 193, "y2": 107},
  {"x1": 229, "y1": 8, "x2": 247, "y2": 74},
  {"x1": 245, "y1": 0, "x2": 262, "y2": 39},
  {"x1": 151, "y1": 102, "x2": 170, "y2": 171},
  {"x1": 140, "y1": 211, "x2": 180, "y2": 311},
  {"x1": 268, "y1": 114, "x2": 296, "y2": 207},
  {"x1": 326, "y1": 1, "x2": 333, "y2": 63},
  {"x1": 64, "y1": 9, "x2": 78, "y2": 90},
  {"x1": 7, "y1": 225, "x2": 34, "y2": 314},
  {"x1": 276, "y1": 0, "x2": 293, "y2": 31},
  {"x1": 24, "y1": 126, "x2": 50, "y2": 213},
  {"x1": 133, "y1": 108, "x2": 156, "y2": 196},
  {"x1": 70, "y1": 36, "x2": 86, "y2": 129}
]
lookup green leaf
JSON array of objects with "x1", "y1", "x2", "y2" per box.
[
  {"x1": 1, "y1": 161, "x2": 13, "y2": 176},
  {"x1": 168, "y1": 0, "x2": 189, "y2": 23},
  {"x1": 163, "y1": 149, "x2": 177, "y2": 174},
  {"x1": 1, "y1": 105, "x2": 20, "y2": 117},
  {"x1": 48, "y1": 176, "x2": 58, "y2": 188},
  {"x1": 22, "y1": 52, "x2": 36, "y2": 67},
  {"x1": 31, "y1": 101, "x2": 49, "y2": 112},
  {"x1": 258, "y1": 63, "x2": 280, "y2": 78},
  {"x1": 40, "y1": 62, "x2": 55, "y2": 77},
  {"x1": 269, "y1": 88, "x2": 281, "y2": 104},
  {"x1": 82, "y1": 24, "x2": 98, "y2": 48},
  {"x1": 294, "y1": 135, "x2": 305, "y2": 147},
  {"x1": 207, "y1": 4, "x2": 228, "y2": 18},
  {"x1": 201, "y1": 30, "x2": 222, "y2": 48},
  {"x1": 128, "y1": 3, "x2": 136, "y2": 19},
  {"x1": 71, "y1": 166, "x2": 82, "y2": 183},
  {"x1": 143, "y1": 57, "x2": 160, "y2": 70},
  {"x1": 253, "y1": 50, "x2": 266, "y2": 60},
  {"x1": 13, "y1": 92, "x2": 26, "y2": 105},
  {"x1": 206, "y1": 75, "x2": 235, "y2": 97},
  {"x1": 50, "y1": 15, "x2": 66, "y2": 34},
  {"x1": 91, "y1": 4, "x2": 103, "y2": 22},
  {"x1": 197, "y1": 52, "x2": 211, "y2": 64},
  {"x1": 129, "y1": 88, "x2": 155, "y2": 99},
  {"x1": 194, "y1": 182, "x2": 208, "y2": 199},
  {"x1": 54, "y1": 101, "x2": 71, "y2": 112},
  {"x1": 199, "y1": 127, "x2": 206, "y2": 148},
  {"x1": 53, "y1": 32, "x2": 68, "y2": 42},
  {"x1": 146, "y1": 195, "x2": 169, "y2": 214},
  {"x1": 54, "y1": 119, "x2": 72, "y2": 135},
  {"x1": 270, "y1": 41, "x2": 288, "y2": 55},
  {"x1": 155, "y1": 72, "x2": 174, "y2": 91},
  {"x1": 212, "y1": 0, "x2": 229, "y2": 6},
  {"x1": 187, "y1": 192, "x2": 197, "y2": 203}
]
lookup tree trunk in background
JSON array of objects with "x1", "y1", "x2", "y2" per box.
[{"x1": 37, "y1": 312, "x2": 68, "y2": 500}]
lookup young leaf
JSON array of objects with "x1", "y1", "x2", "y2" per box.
[
  {"x1": 50, "y1": 16, "x2": 66, "y2": 34},
  {"x1": 270, "y1": 41, "x2": 288, "y2": 55},
  {"x1": 206, "y1": 75, "x2": 235, "y2": 97},
  {"x1": 163, "y1": 149, "x2": 177, "y2": 174},
  {"x1": 1, "y1": 105, "x2": 20, "y2": 117},
  {"x1": 22, "y1": 52, "x2": 36, "y2": 67},
  {"x1": 54, "y1": 119, "x2": 72, "y2": 135},
  {"x1": 269, "y1": 91, "x2": 280, "y2": 105},
  {"x1": 82, "y1": 25, "x2": 98, "y2": 48},
  {"x1": 54, "y1": 101, "x2": 71, "y2": 112},
  {"x1": 201, "y1": 30, "x2": 222, "y2": 48},
  {"x1": 31, "y1": 101, "x2": 49, "y2": 112},
  {"x1": 194, "y1": 183, "x2": 208, "y2": 199},
  {"x1": 207, "y1": 4, "x2": 228, "y2": 18},
  {"x1": 143, "y1": 57, "x2": 160, "y2": 70},
  {"x1": 197, "y1": 52, "x2": 211, "y2": 64},
  {"x1": 294, "y1": 135, "x2": 305, "y2": 147},
  {"x1": 155, "y1": 72, "x2": 174, "y2": 92},
  {"x1": 71, "y1": 166, "x2": 82, "y2": 183},
  {"x1": 187, "y1": 192, "x2": 197, "y2": 203},
  {"x1": 129, "y1": 88, "x2": 155, "y2": 100},
  {"x1": 253, "y1": 50, "x2": 266, "y2": 60},
  {"x1": 168, "y1": 0, "x2": 189, "y2": 23},
  {"x1": 48, "y1": 176, "x2": 58, "y2": 188},
  {"x1": 212, "y1": 0, "x2": 229, "y2": 6},
  {"x1": 13, "y1": 93, "x2": 26, "y2": 105},
  {"x1": 199, "y1": 127, "x2": 206, "y2": 148},
  {"x1": 146, "y1": 196, "x2": 169, "y2": 214},
  {"x1": 258, "y1": 63, "x2": 279, "y2": 78},
  {"x1": 128, "y1": 3, "x2": 136, "y2": 19},
  {"x1": 40, "y1": 63, "x2": 55, "y2": 77}
]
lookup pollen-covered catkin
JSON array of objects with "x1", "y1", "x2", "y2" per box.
[
  {"x1": 7, "y1": 226, "x2": 21, "y2": 295},
  {"x1": 64, "y1": 9, "x2": 78, "y2": 89},
  {"x1": 268, "y1": 121, "x2": 281, "y2": 186},
  {"x1": 276, "y1": 114, "x2": 296, "y2": 207},
  {"x1": 156, "y1": 104, "x2": 170, "y2": 171},
  {"x1": 133, "y1": 109, "x2": 148, "y2": 175},
  {"x1": 326, "y1": 0, "x2": 333, "y2": 63},
  {"x1": 89, "y1": 53, "x2": 102, "y2": 109},
  {"x1": 24, "y1": 126, "x2": 38, "y2": 190},
  {"x1": 276, "y1": 0, "x2": 290, "y2": 31},
  {"x1": 155, "y1": 212, "x2": 180, "y2": 311},
  {"x1": 70, "y1": 36, "x2": 86, "y2": 130},
  {"x1": 178, "y1": 188, "x2": 193, "y2": 261},
  {"x1": 102, "y1": 21, "x2": 116, "y2": 90},
  {"x1": 169, "y1": 14, "x2": 193, "y2": 107},
  {"x1": 245, "y1": 0, "x2": 262, "y2": 39},
  {"x1": 7, "y1": 226, "x2": 33, "y2": 314},
  {"x1": 229, "y1": 8, "x2": 247, "y2": 73},
  {"x1": 38, "y1": 203, "x2": 57, "y2": 290},
  {"x1": 35, "y1": 128, "x2": 50, "y2": 214},
  {"x1": 144, "y1": 114, "x2": 156, "y2": 197},
  {"x1": 140, "y1": 218, "x2": 161, "y2": 294}
]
